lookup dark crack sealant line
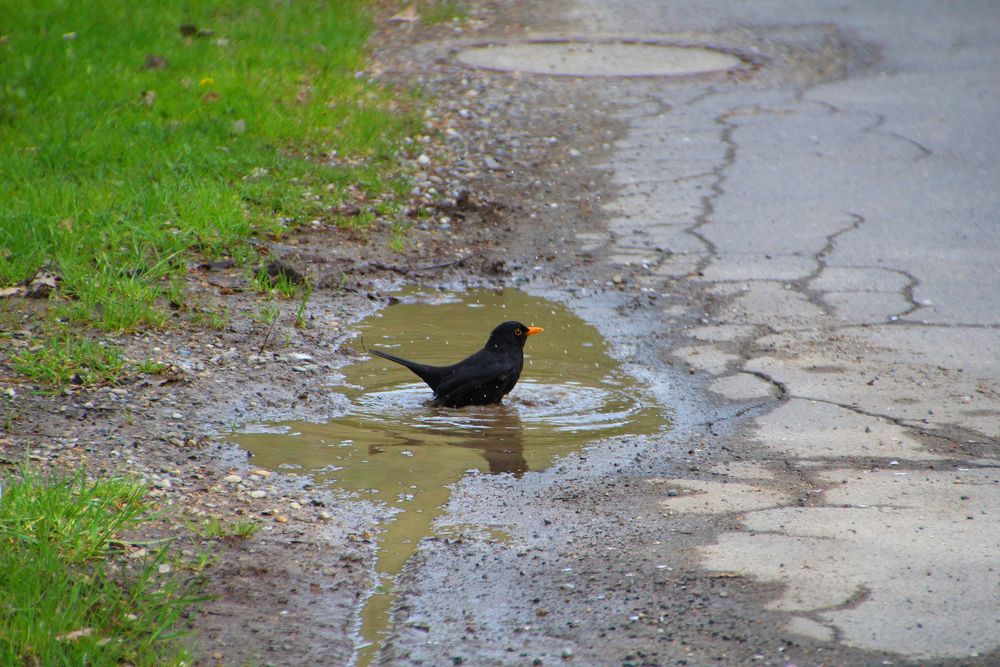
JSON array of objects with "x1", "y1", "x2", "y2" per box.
[
  {"x1": 795, "y1": 212, "x2": 925, "y2": 321},
  {"x1": 685, "y1": 110, "x2": 736, "y2": 275},
  {"x1": 743, "y1": 366, "x2": 1000, "y2": 453}
]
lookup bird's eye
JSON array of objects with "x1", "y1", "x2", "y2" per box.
[{"x1": 515, "y1": 328, "x2": 522, "y2": 336}]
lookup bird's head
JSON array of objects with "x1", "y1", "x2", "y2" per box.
[{"x1": 490, "y1": 320, "x2": 544, "y2": 348}]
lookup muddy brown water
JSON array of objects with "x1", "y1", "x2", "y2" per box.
[{"x1": 233, "y1": 287, "x2": 667, "y2": 665}]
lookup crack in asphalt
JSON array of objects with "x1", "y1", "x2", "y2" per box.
[
  {"x1": 685, "y1": 109, "x2": 736, "y2": 272},
  {"x1": 740, "y1": 369, "x2": 788, "y2": 399},
  {"x1": 576, "y1": 19, "x2": 998, "y2": 660},
  {"x1": 617, "y1": 88, "x2": 992, "y2": 463},
  {"x1": 759, "y1": 383, "x2": 1000, "y2": 455}
]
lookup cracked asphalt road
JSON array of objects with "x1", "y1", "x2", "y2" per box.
[
  {"x1": 575, "y1": 0, "x2": 1000, "y2": 661},
  {"x1": 384, "y1": 1, "x2": 999, "y2": 665}
]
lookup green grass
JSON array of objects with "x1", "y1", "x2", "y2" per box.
[
  {"x1": 251, "y1": 266, "x2": 300, "y2": 298},
  {"x1": 422, "y1": 0, "x2": 469, "y2": 25},
  {"x1": 186, "y1": 516, "x2": 260, "y2": 540},
  {"x1": 252, "y1": 302, "x2": 279, "y2": 326},
  {"x1": 6, "y1": 329, "x2": 179, "y2": 388},
  {"x1": 0, "y1": 0, "x2": 418, "y2": 332},
  {"x1": 190, "y1": 306, "x2": 229, "y2": 330},
  {"x1": 10, "y1": 332, "x2": 127, "y2": 387},
  {"x1": 0, "y1": 468, "x2": 201, "y2": 666},
  {"x1": 295, "y1": 283, "x2": 314, "y2": 328},
  {"x1": 389, "y1": 220, "x2": 411, "y2": 253},
  {"x1": 134, "y1": 358, "x2": 167, "y2": 375}
]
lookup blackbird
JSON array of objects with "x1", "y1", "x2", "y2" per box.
[{"x1": 370, "y1": 321, "x2": 543, "y2": 408}]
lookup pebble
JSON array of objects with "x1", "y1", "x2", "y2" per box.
[
  {"x1": 417, "y1": 154, "x2": 431, "y2": 166},
  {"x1": 155, "y1": 478, "x2": 173, "y2": 490},
  {"x1": 569, "y1": 148, "x2": 582, "y2": 157},
  {"x1": 318, "y1": 510, "x2": 333, "y2": 521},
  {"x1": 484, "y1": 156, "x2": 501, "y2": 170},
  {"x1": 249, "y1": 490, "x2": 267, "y2": 499},
  {"x1": 223, "y1": 474, "x2": 242, "y2": 484},
  {"x1": 250, "y1": 469, "x2": 272, "y2": 478},
  {"x1": 171, "y1": 412, "x2": 184, "y2": 419}
]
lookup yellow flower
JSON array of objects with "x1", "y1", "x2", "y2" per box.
[{"x1": 199, "y1": 77, "x2": 214, "y2": 87}]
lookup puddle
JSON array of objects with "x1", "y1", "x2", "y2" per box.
[
  {"x1": 232, "y1": 287, "x2": 667, "y2": 665},
  {"x1": 457, "y1": 39, "x2": 746, "y2": 78}
]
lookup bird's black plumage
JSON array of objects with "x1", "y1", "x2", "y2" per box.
[{"x1": 370, "y1": 321, "x2": 543, "y2": 408}]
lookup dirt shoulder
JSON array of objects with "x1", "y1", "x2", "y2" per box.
[{"x1": 0, "y1": 3, "x2": 621, "y2": 665}]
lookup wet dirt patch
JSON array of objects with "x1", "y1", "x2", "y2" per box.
[
  {"x1": 456, "y1": 38, "x2": 748, "y2": 78},
  {"x1": 232, "y1": 287, "x2": 667, "y2": 665}
]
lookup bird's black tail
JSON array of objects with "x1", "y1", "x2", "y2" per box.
[{"x1": 370, "y1": 349, "x2": 447, "y2": 391}]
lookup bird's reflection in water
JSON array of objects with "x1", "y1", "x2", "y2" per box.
[{"x1": 366, "y1": 408, "x2": 528, "y2": 476}]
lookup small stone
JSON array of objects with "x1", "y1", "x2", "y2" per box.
[
  {"x1": 416, "y1": 154, "x2": 431, "y2": 166},
  {"x1": 158, "y1": 563, "x2": 172, "y2": 574},
  {"x1": 155, "y1": 478, "x2": 173, "y2": 490},
  {"x1": 171, "y1": 412, "x2": 184, "y2": 419},
  {"x1": 318, "y1": 510, "x2": 332, "y2": 520},
  {"x1": 484, "y1": 156, "x2": 501, "y2": 170},
  {"x1": 569, "y1": 149, "x2": 582, "y2": 157},
  {"x1": 223, "y1": 474, "x2": 242, "y2": 484},
  {"x1": 250, "y1": 469, "x2": 272, "y2": 478},
  {"x1": 289, "y1": 501, "x2": 302, "y2": 510},
  {"x1": 274, "y1": 514, "x2": 288, "y2": 523},
  {"x1": 612, "y1": 274, "x2": 625, "y2": 285},
  {"x1": 666, "y1": 489, "x2": 680, "y2": 497},
  {"x1": 249, "y1": 490, "x2": 267, "y2": 499}
]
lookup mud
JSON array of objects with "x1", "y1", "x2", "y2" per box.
[{"x1": 232, "y1": 287, "x2": 665, "y2": 664}]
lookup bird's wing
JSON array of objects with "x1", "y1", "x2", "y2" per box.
[{"x1": 433, "y1": 355, "x2": 515, "y2": 403}]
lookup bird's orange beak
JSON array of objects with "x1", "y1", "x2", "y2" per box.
[{"x1": 526, "y1": 326, "x2": 544, "y2": 336}]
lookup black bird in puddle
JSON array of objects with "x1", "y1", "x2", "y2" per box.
[{"x1": 371, "y1": 321, "x2": 543, "y2": 408}]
